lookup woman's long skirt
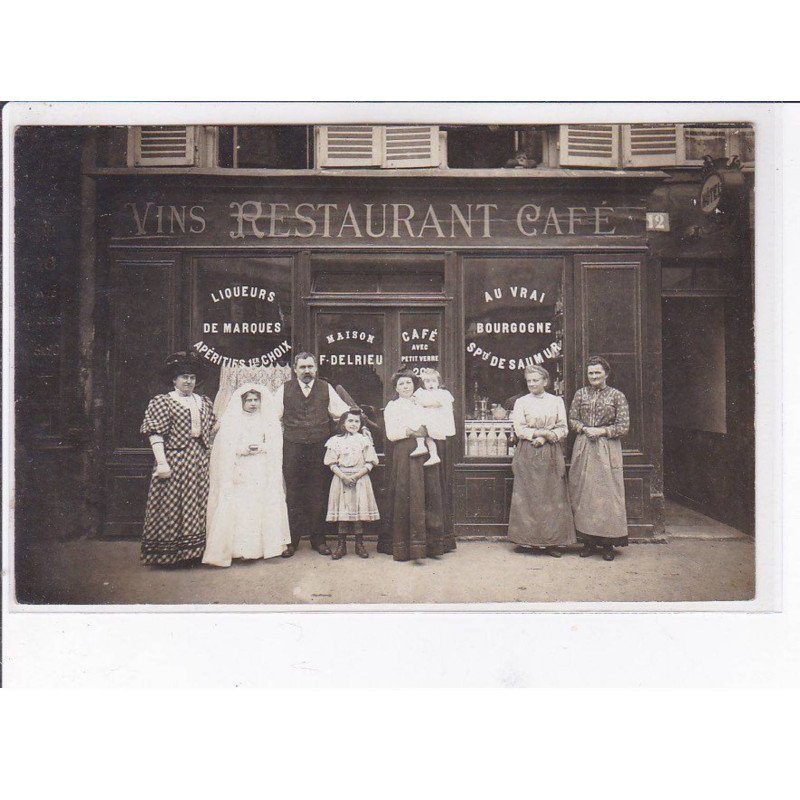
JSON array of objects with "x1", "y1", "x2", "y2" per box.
[
  {"x1": 377, "y1": 437, "x2": 456, "y2": 562},
  {"x1": 568, "y1": 434, "x2": 628, "y2": 545},
  {"x1": 141, "y1": 439, "x2": 210, "y2": 566},
  {"x1": 508, "y1": 440, "x2": 576, "y2": 547}
]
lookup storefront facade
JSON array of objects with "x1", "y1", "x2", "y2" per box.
[
  {"x1": 94, "y1": 172, "x2": 666, "y2": 539},
  {"x1": 14, "y1": 122, "x2": 755, "y2": 548}
]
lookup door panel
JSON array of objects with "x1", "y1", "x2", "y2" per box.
[
  {"x1": 314, "y1": 310, "x2": 388, "y2": 452},
  {"x1": 399, "y1": 310, "x2": 443, "y2": 379}
]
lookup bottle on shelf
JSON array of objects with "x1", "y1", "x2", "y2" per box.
[
  {"x1": 553, "y1": 360, "x2": 564, "y2": 396},
  {"x1": 471, "y1": 381, "x2": 480, "y2": 419}
]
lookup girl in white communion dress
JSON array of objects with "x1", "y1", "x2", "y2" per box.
[{"x1": 203, "y1": 383, "x2": 291, "y2": 566}]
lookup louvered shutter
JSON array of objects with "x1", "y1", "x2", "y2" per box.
[
  {"x1": 131, "y1": 125, "x2": 196, "y2": 166},
  {"x1": 559, "y1": 124, "x2": 620, "y2": 167},
  {"x1": 622, "y1": 124, "x2": 685, "y2": 167},
  {"x1": 383, "y1": 125, "x2": 440, "y2": 168},
  {"x1": 317, "y1": 125, "x2": 381, "y2": 167}
]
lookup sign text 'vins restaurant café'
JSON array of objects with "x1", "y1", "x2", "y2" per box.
[{"x1": 116, "y1": 193, "x2": 647, "y2": 247}]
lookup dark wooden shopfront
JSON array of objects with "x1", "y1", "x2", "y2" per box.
[{"x1": 98, "y1": 174, "x2": 666, "y2": 539}]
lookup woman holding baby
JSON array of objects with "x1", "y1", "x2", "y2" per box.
[{"x1": 377, "y1": 368, "x2": 456, "y2": 562}]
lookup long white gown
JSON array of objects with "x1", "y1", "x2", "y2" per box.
[{"x1": 203, "y1": 383, "x2": 291, "y2": 566}]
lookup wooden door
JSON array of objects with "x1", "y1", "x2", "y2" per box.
[{"x1": 312, "y1": 305, "x2": 446, "y2": 514}]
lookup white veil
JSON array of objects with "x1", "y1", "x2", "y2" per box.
[
  {"x1": 213, "y1": 363, "x2": 292, "y2": 418},
  {"x1": 206, "y1": 383, "x2": 284, "y2": 532}
]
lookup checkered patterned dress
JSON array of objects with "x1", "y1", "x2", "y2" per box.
[{"x1": 140, "y1": 394, "x2": 216, "y2": 566}]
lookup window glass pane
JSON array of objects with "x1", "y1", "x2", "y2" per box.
[
  {"x1": 315, "y1": 311, "x2": 386, "y2": 451},
  {"x1": 400, "y1": 311, "x2": 441, "y2": 376},
  {"x1": 446, "y1": 125, "x2": 517, "y2": 168},
  {"x1": 463, "y1": 258, "x2": 564, "y2": 458},
  {"x1": 314, "y1": 270, "x2": 379, "y2": 293},
  {"x1": 684, "y1": 126, "x2": 728, "y2": 161},
  {"x1": 217, "y1": 126, "x2": 235, "y2": 167},
  {"x1": 311, "y1": 255, "x2": 444, "y2": 294},
  {"x1": 235, "y1": 126, "x2": 308, "y2": 168},
  {"x1": 380, "y1": 269, "x2": 443, "y2": 293},
  {"x1": 731, "y1": 127, "x2": 755, "y2": 163},
  {"x1": 191, "y1": 257, "x2": 294, "y2": 400}
]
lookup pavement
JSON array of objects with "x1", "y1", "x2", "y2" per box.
[{"x1": 14, "y1": 525, "x2": 754, "y2": 607}]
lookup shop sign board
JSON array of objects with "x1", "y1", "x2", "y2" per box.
[{"x1": 108, "y1": 186, "x2": 649, "y2": 248}]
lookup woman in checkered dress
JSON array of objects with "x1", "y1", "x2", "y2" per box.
[{"x1": 140, "y1": 352, "x2": 216, "y2": 566}]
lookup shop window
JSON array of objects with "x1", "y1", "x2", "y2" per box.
[
  {"x1": 311, "y1": 255, "x2": 444, "y2": 294},
  {"x1": 216, "y1": 125, "x2": 309, "y2": 168},
  {"x1": 463, "y1": 257, "x2": 564, "y2": 459},
  {"x1": 316, "y1": 125, "x2": 441, "y2": 169},
  {"x1": 189, "y1": 257, "x2": 294, "y2": 400}
]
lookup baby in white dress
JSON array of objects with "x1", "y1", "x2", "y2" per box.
[{"x1": 410, "y1": 369, "x2": 456, "y2": 466}]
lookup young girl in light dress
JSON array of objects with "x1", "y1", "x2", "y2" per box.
[
  {"x1": 324, "y1": 408, "x2": 380, "y2": 560},
  {"x1": 410, "y1": 368, "x2": 456, "y2": 466}
]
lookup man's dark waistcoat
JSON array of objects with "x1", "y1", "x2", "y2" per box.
[{"x1": 283, "y1": 379, "x2": 332, "y2": 444}]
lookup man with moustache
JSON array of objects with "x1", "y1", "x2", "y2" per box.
[{"x1": 276, "y1": 352, "x2": 350, "y2": 557}]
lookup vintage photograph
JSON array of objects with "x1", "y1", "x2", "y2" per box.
[{"x1": 9, "y1": 109, "x2": 757, "y2": 605}]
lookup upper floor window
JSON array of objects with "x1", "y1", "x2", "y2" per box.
[
  {"x1": 110, "y1": 122, "x2": 754, "y2": 172},
  {"x1": 316, "y1": 125, "x2": 442, "y2": 169},
  {"x1": 683, "y1": 124, "x2": 754, "y2": 165},
  {"x1": 558, "y1": 123, "x2": 754, "y2": 168}
]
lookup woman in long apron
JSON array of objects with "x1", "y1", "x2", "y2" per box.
[
  {"x1": 507, "y1": 365, "x2": 576, "y2": 557},
  {"x1": 568, "y1": 357, "x2": 630, "y2": 561}
]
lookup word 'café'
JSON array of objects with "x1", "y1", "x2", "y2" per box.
[{"x1": 16, "y1": 122, "x2": 755, "y2": 546}]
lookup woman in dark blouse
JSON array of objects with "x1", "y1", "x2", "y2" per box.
[{"x1": 568, "y1": 356, "x2": 630, "y2": 561}]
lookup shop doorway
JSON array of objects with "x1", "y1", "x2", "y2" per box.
[
  {"x1": 312, "y1": 304, "x2": 446, "y2": 514},
  {"x1": 660, "y1": 261, "x2": 754, "y2": 534}
]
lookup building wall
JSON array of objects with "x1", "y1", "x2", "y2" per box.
[
  {"x1": 654, "y1": 176, "x2": 755, "y2": 534},
  {"x1": 14, "y1": 127, "x2": 85, "y2": 542}
]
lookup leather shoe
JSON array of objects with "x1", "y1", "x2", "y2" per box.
[
  {"x1": 545, "y1": 547, "x2": 562, "y2": 558},
  {"x1": 579, "y1": 545, "x2": 597, "y2": 558},
  {"x1": 281, "y1": 544, "x2": 296, "y2": 558},
  {"x1": 602, "y1": 549, "x2": 616, "y2": 562},
  {"x1": 313, "y1": 542, "x2": 332, "y2": 556}
]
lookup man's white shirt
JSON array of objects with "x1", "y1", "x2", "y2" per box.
[{"x1": 275, "y1": 379, "x2": 351, "y2": 420}]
